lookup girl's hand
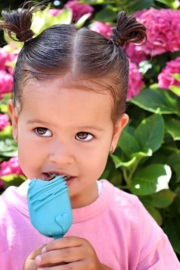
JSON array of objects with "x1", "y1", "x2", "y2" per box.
[
  {"x1": 34, "y1": 236, "x2": 112, "y2": 270},
  {"x1": 23, "y1": 244, "x2": 65, "y2": 270},
  {"x1": 23, "y1": 244, "x2": 46, "y2": 270}
]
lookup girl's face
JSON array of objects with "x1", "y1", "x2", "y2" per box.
[{"x1": 8, "y1": 77, "x2": 128, "y2": 209}]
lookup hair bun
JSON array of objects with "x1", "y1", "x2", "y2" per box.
[
  {"x1": 16, "y1": 28, "x2": 34, "y2": 43},
  {"x1": 111, "y1": 11, "x2": 147, "y2": 47},
  {"x1": 0, "y1": 2, "x2": 43, "y2": 43}
]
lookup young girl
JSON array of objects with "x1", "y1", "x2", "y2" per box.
[{"x1": 0, "y1": 2, "x2": 179, "y2": 270}]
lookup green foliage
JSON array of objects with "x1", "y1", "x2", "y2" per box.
[
  {"x1": 102, "y1": 87, "x2": 180, "y2": 251},
  {"x1": 1, "y1": 174, "x2": 27, "y2": 189}
]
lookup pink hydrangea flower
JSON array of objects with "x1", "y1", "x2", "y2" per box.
[
  {"x1": 127, "y1": 59, "x2": 144, "y2": 100},
  {"x1": 0, "y1": 70, "x2": 13, "y2": 94},
  {"x1": 0, "y1": 156, "x2": 25, "y2": 189},
  {"x1": 48, "y1": 1, "x2": 94, "y2": 22},
  {"x1": 64, "y1": 0, "x2": 94, "y2": 22},
  {"x1": 90, "y1": 22, "x2": 113, "y2": 39},
  {"x1": 126, "y1": 43, "x2": 147, "y2": 64},
  {"x1": 0, "y1": 113, "x2": 10, "y2": 131},
  {"x1": 0, "y1": 48, "x2": 17, "y2": 74},
  {"x1": 158, "y1": 57, "x2": 180, "y2": 89},
  {"x1": 0, "y1": 156, "x2": 24, "y2": 176},
  {"x1": 48, "y1": 8, "x2": 64, "y2": 17},
  {"x1": 126, "y1": 8, "x2": 180, "y2": 61}
]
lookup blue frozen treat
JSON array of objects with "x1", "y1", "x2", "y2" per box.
[{"x1": 27, "y1": 176, "x2": 73, "y2": 239}]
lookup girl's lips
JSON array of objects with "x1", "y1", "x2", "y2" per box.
[
  {"x1": 42, "y1": 173, "x2": 76, "y2": 186},
  {"x1": 66, "y1": 177, "x2": 76, "y2": 187}
]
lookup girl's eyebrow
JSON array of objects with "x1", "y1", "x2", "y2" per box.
[{"x1": 27, "y1": 119, "x2": 104, "y2": 131}]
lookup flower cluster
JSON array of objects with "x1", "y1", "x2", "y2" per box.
[
  {"x1": 126, "y1": 8, "x2": 180, "y2": 62},
  {"x1": 0, "y1": 156, "x2": 24, "y2": 189},
  {"x1": 89, "y1": 22, "x2": 144, "y2": 99},
  {"x1": 127, "y1": 60, "x2": 144, "y2": 100},
  {"x1": 49, "y1": 0, "x2": 94, "y2": 22},
  {"x1": 90, "y1": 22, "x2": 113, "y2": 39},
  {"x1": 0, "y1": 70, "x2": 13, "y2": 95},
  {"x1": 0, "y1": 47, "x2": 16, "y2": 99},
  {"x1": 158, "y1": 57, "x2": 180, "y2": 89},
  {"x1": 0, "y1": 113, "x2": 10, "y2": 131}
]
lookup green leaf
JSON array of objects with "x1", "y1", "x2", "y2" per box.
[
  {"x1": 0, "y1": 125, "x2": 13, "y2": 138},
  {"x1": 152, "y1": 189, "x2": 176, "y2": 208},
  {"x1": 170, "y1": 73, "x2": 180, "y2": 82},
  {"x1": 53, "y1": 8, "x2": 72, "y2": 24},
  {"x1": 118, "y1": 129, "x2": 140, "y2": 158},
  {"x1": 139, "y1": 196, "x2": 162, "y2": 225},
  {"x1": 131, "y1": 164, "x2": 172, "y2": 196},
  {"x1": 75, "y1": 13, "x2": 91, "y2": 27},
  {"x1": 135, "y1": 114, "x2": 164, "y2": 153},
  {"x1": 156, "y1": 0, "x2": 179, "y2": 9},
  {"x1": 163, "y1": 218, "x2": 180, "y2": 254},
  {"x1": 100, "y1": 156, "x2": 122, "y2": 186},
  {"x1": 31, "y1": 7, "x2": 72, "y2": 37},
  {"x1": 110, "y1": 153, "x2": 136, "y2": 169},
  {"x1": 166, "y1": 187, "x2": 180, "y2": 217},
  {"x1": 165, "y1": 119, "x2": 180, "y2": 141},
  {"x1": 4, "y1": 32, "x2": 24, "y2": 49},
  {"x1": 122, "y1": 0, "x2": 153, "y2": 13},
  {"x1": 0, "y1": 126, "x2": 18, "y2": 157},
  {"x1": 169, "y1": 85, "x2": 180, "y2": 97},
  {"x1": 130, "y1": 88, "x2": 180, "y2": 115},
  {"x1": 79, "y1": 0, "x2": 115, "y2": 4},
  {"x1": 1, "y1": 174, "x2": 27, "y2": 189},
  {"x1": 167, "y1": 153, "x2": 180, "y2": 182},
  {"x1": 93, "y1": 5, "x2": 117, "y2": 22}
]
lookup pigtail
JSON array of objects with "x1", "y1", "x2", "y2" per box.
[
  {"x1": 111, "y1": 11, "x2": 147, "y2": 47},
  {"x1": 0, "y1": 1, "x2": 44, "y2": 43}
]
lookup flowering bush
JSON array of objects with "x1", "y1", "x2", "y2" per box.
[
  {"x1": 0, "y1": 156, "x2": 24, "y2": 176},
  {"x1": 127, "y1": 60, "x2": 144, "y2": 99},
  {"x1": 90, "y1": 22, "x2": 113, "y2": 38},
  {"x1": 0, "y1": 156, "x2": 24, "y2": 189},
  {"x1": 0, "y1": 113, "x2": 10, "y2": 131},
  {"x1": 0, "y1": 70, "x2": 13, "y2": 96},
  {"x1": 126, "y1": 8, "x2": 180, "y2": 59},
  {"x1": 158, "y1": 57, "x2": 180, "y2": 89},
  {"x1": 0, "y1": 48, "x2": 17, "y2": 74}
]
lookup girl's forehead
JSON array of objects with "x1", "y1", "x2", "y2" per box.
[{"x1": 20, "y1": 77, "x2": 114, "y2": 126}]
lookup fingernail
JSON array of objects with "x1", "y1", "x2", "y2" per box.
[
  {"x1": 41, "y1": 246, "x2": 46, "y2": 254},
  {"x1": 35, "y1": 255, "x2": 41, "y2": 265},
  {"x1": 37, "y1": 268, "x2": 43, "y2": 270}
]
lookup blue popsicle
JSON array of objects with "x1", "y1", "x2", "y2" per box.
[{"x1": 27, "y1": 176, "x2": 73, "y2": 239}]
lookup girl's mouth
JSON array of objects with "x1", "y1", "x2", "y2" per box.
[{"x1": 42, "y1": 173, "x2": 75, "y2": 186}]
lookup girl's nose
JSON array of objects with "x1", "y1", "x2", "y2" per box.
[{"x1": 49, "y1": 142, "x2": 75, "y2": 165}]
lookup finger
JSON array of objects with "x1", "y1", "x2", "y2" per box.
[
  {"x1": 23, "y1": 244, "x2": 47, "y2": 270},
  {"x1": 36, "y1": 260, "x2": 87, "y2": 270},
  {"x1": 43, "y1": 237, "x2": 84, "y2": 253},
  {"x1": 30, "y1": 244, "x2": 48, "y2": 259},
  {"x1": 35, "y1": 246, "x2": 84, "y2": 266}
]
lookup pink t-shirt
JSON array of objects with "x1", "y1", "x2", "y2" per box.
[{"x1": 0, "y1": 180, "x2": 179, "y2": 270}]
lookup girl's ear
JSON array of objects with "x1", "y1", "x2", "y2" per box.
[
  {"x1": 7, "y1": 99, "x2": 18, "y2": 139},
  {"x1": 110, "y1": 114, "x2": 129, "y2": 151}
]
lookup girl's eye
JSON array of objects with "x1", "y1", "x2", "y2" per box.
[
  {"x1": 76, "y1": 132, "x2": 94, "y2": 141},
  {"x1": 34, "y1": 127, "x2": 52, "y2": 137}
]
